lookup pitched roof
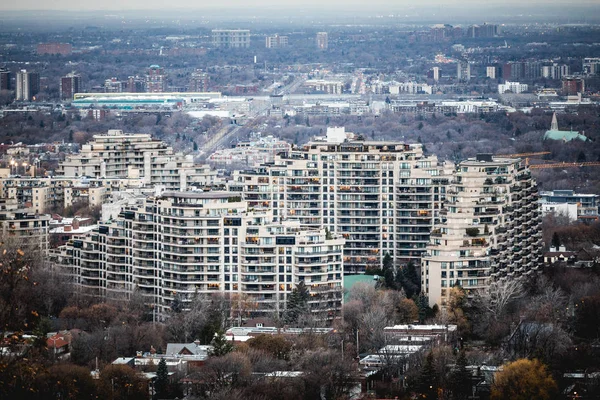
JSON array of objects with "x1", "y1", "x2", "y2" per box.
[{"x1": 544, "y1": 130, "x2": 588, "y2": 142}]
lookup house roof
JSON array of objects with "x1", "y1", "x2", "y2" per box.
[
  {"x1": 47, "y1": 335, "x2": 69, "y2": 349},
  {"x1": 165, "y1": 342, "x2": 211, "y2": 357}
]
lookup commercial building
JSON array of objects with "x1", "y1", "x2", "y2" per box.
[
  {"x1": 265, "y1": 34, "x2": 288, "y2": 48},
  {"x1": 422, "y1": 154, "x2": 543, "y2": 307},
  {"x1": 60, "y1": 73, "x2": 81, "y2": 100},
  {"x1": 229, "y1": 128, "x2": 450, "y2": 272},
  {"x1": 50, "y1": 192, "x2": 344, "y2": 320},
  {"x1": 316, "y1": 32, "x2": 328, "y2": 50},
  {"x1": 211, "y1": 30, "x2": 251, "y2": 48},
  {"x1": 15, "y1": 70, "x2": 40, "y2": 101},
  {"x1": 145, "y1": 65, "x2": 167, "y2": 93}
]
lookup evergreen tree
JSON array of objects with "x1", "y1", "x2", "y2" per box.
[
  {"x1": 551, "y1": 232, "x2": 561, "y2": 249},
  {"x1": 449, "y1": 351, "x2": 472, "y2": 400},
  {"x1": 416, "y1": 352, "x2": 437, "y2": 400},
  {"x1": 382, "y1": 253, "x2": 395, "y2": 289},
  {"x1": 154, "y1": 358, "x2": 168, "y2": 399},
  {"x1": 209, "y1": 330, "x2": 234, "y2": 357},
  {"x1": 284, "y1": 281, "x2": 310, "y2": 324}
]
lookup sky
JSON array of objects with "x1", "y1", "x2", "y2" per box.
[{"x1": 0, "y1": 0, "x2": 598, "y2": 11}]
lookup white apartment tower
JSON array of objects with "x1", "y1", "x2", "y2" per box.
[
  {"x1": 230, "y1": 131, "x2": 450, "y2": 273},
  {"x1": 50, "y1": 192, "x2": 344, "y2": 320},
  {"x1": 422, "y1": 155, "x2": 542, "y2": 307}
]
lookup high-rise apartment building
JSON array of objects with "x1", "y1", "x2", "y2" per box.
[
  {"x1": 0, "y1": 198, "x2": 50, "y2": 254},
  {"x1": 126, "y1": 76, "x2": 146, "y2": 93},
  {"x1": 316, "y1": 32, "x2": 328, "y2": 50},
  {"x1": 265, "y1": 34, "x2": 289, "y2": 48},
  {"x1": 146, "y1": 65, "x2": 167, "y2": 93},
  {"x1": 432, "y1": 67, "x2": 441, "y2": 82},
  {"x1": 422, "y1": 155, "x2": 542, "y2": 307},
  {"x1": 211, "y1": 30, "x2": 251, "y2": 48},
  {"x1": 457, "y1": 61, "x2": 471, "y2": 81},
  {"x1": 50, "y1": 192, "x2": 344, "y2": 320},
  {"x1": 60, "y1": 72, "x2": 81, "y2": 100},
  {"x1": 229, "y1": 128, "x2": 449, "y2": 273},
  {"x1": 15, "y1": 70, "x2": 40, "y2": 101},
  {"x1": 0, "y1": 68, "x2": 12, "y2": 91},
  {"x1": 189, "y1": 70, "x2": 210, "y2": 92},
  {"x1": 583, "y1": 57, "x2": 600, "y2": 76},
  {"x1": 104, "y1": 78, "x2": 123, "y2": 93},
  {"x1": 562, "y1": 76, "x2": 585, "y2": 95},
  {"x1": 57, "y1": 130, "x2": 217, "y2": 190},
  {"x1": 486, "y1": 66, "x2": 497, "y2": 79}
]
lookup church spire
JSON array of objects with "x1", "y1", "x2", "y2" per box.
[{"x1": 551, "y1": 112, "x2": 558, "y2": 131}]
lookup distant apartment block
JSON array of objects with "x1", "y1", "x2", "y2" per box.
[
  {"x1": 498, "y1": 81, "x2": 528, "y2": 94},
  {"x1": 562, "y1": 76, "x2": 585, "y2": 95},
  {"x1": 303, "y1": 79, "x2": 344, "y2": 94},
  {"x1": 15, "y1": 70, "x2": 40, "y2": 101},
  {"x1": 0, "y1": 198, "x2": 50, "y2": 253},
  {"x1": 145, "y1": 65, "x2": 167, "y2": 93},
  {"x1": 467, "y1": 23, "x2": 499, "y2": 38},
  {"x1": 37, "y1": 42, "x2": 72, "y2": 55},
  {"x1": 207, "y1": 134, "x2": 291, "y2": 166},
  {"x1": 57, "y1": 130, "x2": 217, "y2": 190},
  {"x1": 229, "y1": 128, "x2": 449, "y2": 272},
  {"x1": 60, "y1": 73, "x2": 81, "y2": 100},
  {"x1": 126, "y1": 76, "x2": 146, "y2": 93},
  {"x1": 422, "y1": 154, "x2": 542, "y2": 307},
  {"x1": 541, "y1": 64, "x2": 569, "y2": 80},
  {"x1": 50, "y1": 193, "x2": 344, "y2": 320},
  {"x1": 316, "y1": 32, "x2": 328, "y2": 50},
  {"x1": 189, "y1": 70, "x2": 210, "y2": 92},
  {"x1": 583, "y1": 57, "x2": 600, "y2": 76},
  {"x1": 0, "y1": 68, "x2": 12, "y2": 91},
  {"x1": 212, "y1": 29, "x2": 251, "y2": 48},
  {"x1": 104, "y1": 77, "x2": 123, "y2": 93},
  {"x1": 265, "y1": 34, "x2": 288, "y2": 48},
  {"x1": 486, "y1": 66, "x2": 497, "y2": 79},
  {"x1": 540, "y1": 190, "x2": 599, "y2": 221},
  {"x1": 432, "y1": 67, "x2": 441, "y2": 82},
  {"x1": 457, "y1": 61, "x2": 471, "y2": 81}
]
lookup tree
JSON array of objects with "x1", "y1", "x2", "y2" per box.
[
  {"x1": 449, "y1": 351, "x2": 471, "y2": 400},
  {"x1": 490, "y1": 359, "x2": 557, "y2": 400},
  {"x1": 154, "y1": 358, "x2": 168, "y2": 400},
  {"x1": 284, "y1": 281, "x2": 310, "y2": 324},
  {"x1": 246, "y1": 334, "x2": 292, "y2": 361},
  {"x1": 415, "y1": 352, "x2": 437, "y2": 400},
  {"x1": 98, "y1": 365, "x2": 148, "y2": 400},
  {"x1": 551, "y1": 232, "x2": 561, "y2": 249},
  {"x1": 35, "y1": 364, "x2": 97, "y2": 400},
  {"x1": 209, "y1": 330, "x2": 234, "y2": 357}
]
